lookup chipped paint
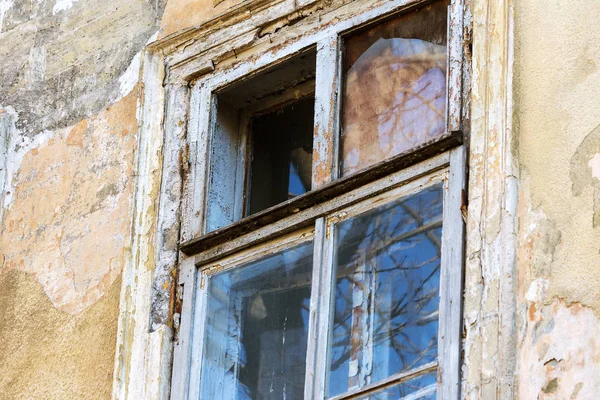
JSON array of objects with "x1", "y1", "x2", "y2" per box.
[
  {"x1": 53, "y1": 0, "x2": 79, "y2": 15},
  {"x1": 588, "y1": 153, "x2": 600, "y2": 180},
  {"x1": 1, "y1": 89, "x2": 139, "y2": 313},
  {"x1": 1, "y1": 108, "x2": 55, "y2": 210},
  {"x1": 519, "y1": 298, "x2": 600, "y2": 399},
  {"x1": 118, "y1": 52, "x2": 142, "y2": 101},
  {"x1": 513, "y1": 1, "x2": 600, "y2": 398},
  {"x1": 0, "y1": 0, "x2": 12, "y2": 33}
]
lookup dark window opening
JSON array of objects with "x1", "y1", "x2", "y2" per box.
[
  {"x1": 206, "y1": 49, "x2": 316, "y2": 232},
  {"x1": 248, "y1": 97, "x2": 314, "y2": 215}
]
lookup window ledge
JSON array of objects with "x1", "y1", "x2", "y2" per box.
[{"x1": 180, "y1": 132, "x2": 461, "y2": 256}]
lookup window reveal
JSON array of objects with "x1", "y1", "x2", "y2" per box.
[{"x1": 206, "y1": 50, "x2": 317, "y2": 232}]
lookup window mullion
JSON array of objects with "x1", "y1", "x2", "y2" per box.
[
  {"x1": 447, "y1": 0, "x2": 465, "y2": 135},
  {"x1": 305, "y1": 217, "x2": 336, "y2": 399},
  {"x1": 438, "y1": 145, "x2": 466, "y2": 399},
  {"x1": 312, "y1": 34, "x2": 341, "y2": 189}
]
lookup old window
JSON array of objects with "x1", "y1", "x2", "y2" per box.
[{"x1": 174, "y1": 0, "x2": 466, "y2": 399}]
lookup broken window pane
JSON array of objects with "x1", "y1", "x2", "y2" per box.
[
  {"x1": 327, "y1": 184, "x2": 443, "y2": 398},
  {"x1": 340, "y1": 1, "x2": 448, "y2": 176},
  {"x1": 249, "y1": 97, "x2": 314, "y2": 215},
  {"x1": 200, "y1": 242, "x2": 313, "y2": 400},
  {"x1": 353, "y1": 372, "x2": 437, "y2": 400}
]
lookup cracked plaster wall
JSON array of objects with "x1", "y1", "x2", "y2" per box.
[
  {"x1": 0, "y1": 0, "x2": 166, "y2": 398},
  {"x1": 514, "y1": 0, "x2": 600, "y2": 398},
  {"x1": 4, "y1": 0, "x2": 600, "y2": 398}
]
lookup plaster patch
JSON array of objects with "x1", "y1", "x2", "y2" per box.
[
  {"x1": 1, "y1": 105, "x2": 55, "y2": 210},
  {"x1": 1, "y1": 89, "x2": 139, "y2": 313},
  {"x1": 526, "y1": 278, "x2": 549, "y2": 303},
  {"x1": 588, "y1": 153, "x2": 600, "y2": 180},
  {"x1": 118, "y1": 51, "x2": 141, "y2": 100},
  {"x1": 52, "y1": 0, "x2": 79, "y2": 14}
]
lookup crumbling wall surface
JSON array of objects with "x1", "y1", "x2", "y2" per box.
[
  {"x1": 159, "y1": 0, "x2": 243, "y2": 38},
  {"x1": 0, "y1": 0, "x2": 165, "y2": 398},
  {"x1": 514, "y1": 0, "x2": 600, "y2": 397}
]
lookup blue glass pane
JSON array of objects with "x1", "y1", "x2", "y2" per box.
[
  {"x1": 328, "y1": 184, "x2": 443, "y2": 397},
  {"x1": 201, "y1": 242, "x2": 313, "y2": 400}
]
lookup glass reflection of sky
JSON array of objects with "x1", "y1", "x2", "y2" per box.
[
  {"x1": 201, "y1": 242, "x2": 313, "y2": 400},
  {"x1": 328, "y1": 184, "x2": 443, "y2": 398}
]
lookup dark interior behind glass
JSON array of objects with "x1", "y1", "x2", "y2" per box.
[{"x1": 248, "y1": 97, "x2": 314, "y2": 215}]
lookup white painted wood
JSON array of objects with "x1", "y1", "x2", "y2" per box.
[
  {"x1": 187, "y1": 264, "x2": 208, "y2": 400},
  {"x1": 181, "y1": 83, "x2": 212, "y2": 242},
  {"x1": 438, "y1": 146, "x2": 466, "y2": 400},
  {"x1": 304, "y1": 217, "x2": 336, "y2": 399},
  {"x1": 152, "y1": 83, "x2": 190, "y2": 330},
  {"x1": 328, "y1": 361, "x2": 438, "y2": 400},
  {"x1": 201, "y1": 227, "x2": 315, "y2": 272},
  {"x1": 112, "y1": 50, "x2": 170, "y2": 400},
  {"x1": 205, "y1": 98, "x2": 246, "y2": 231},
  {"x1": 166, "y1": 3, "x2": 472, "y2": 400},
  {"x1": 171, "y1": 257, "x2": 198, "y2": 400},
  {"x1": 447, "y1": 1, "x2": 464, "y2": 134},
  {"x1": 463, "y1": 0, "x2": 517, "y2": 397},
  {"x1": 194, "y1": 0, "x2": 431, "y2": 92},
  {"x1": 400, "y1": 383, "x2": 437, "y2": 400},
  {"x1": 312, "y1": 34, "x2": 341, "y2": 188}
]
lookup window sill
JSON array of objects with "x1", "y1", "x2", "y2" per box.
[{"x1": 180, "y1": 131, "x2": 461, "y2": 256}]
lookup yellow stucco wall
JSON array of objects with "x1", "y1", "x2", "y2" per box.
[
  {"x1": 514, "y1": 1, "x2": 600, "y2": 397},
  {"x1": 2, "y1": 0, "x2": 600, "y2": 398},
  {"x1": 0, "y1": 0, "x2": 164, "y2": 398}
]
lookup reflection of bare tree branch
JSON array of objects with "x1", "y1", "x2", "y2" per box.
[
  {"x1": 330, "y1": 187, "x2": 443, "y2": 389},
  {"x1": 399, "y1": 202, "x2": 441, "y2": 250},
  {"x1": 341, "y1": 39, "x2": 447, "y2": 176}
]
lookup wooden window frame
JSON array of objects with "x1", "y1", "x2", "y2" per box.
[{"x1": 171, "y1": 0, "x2": 467, "y2": 399}]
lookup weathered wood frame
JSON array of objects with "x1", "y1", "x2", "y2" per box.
[
  {"x1": 110, "y1": 0, "x2": 479, "y2": 399},
  {"x1": 171, "y1": 0, "x2": 467, "y2": 399},
  {"x1": 178, "y1": 149, "x2": 465, "y2": 399}
]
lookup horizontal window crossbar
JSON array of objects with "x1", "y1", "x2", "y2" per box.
[{"x1": 180, "y1": 134, "x2": 460, "y2": 255}]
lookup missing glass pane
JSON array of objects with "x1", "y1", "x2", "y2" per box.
[
  {"x1": 206, "y1": 50, "x2": 316, "y2": 232},
  {"x1": 327, "y1": 184, "x2": 443, "y2": 398},
  {"x1": 340, "y1": 1, "x2": 449, "y2": 176},
  {"x1": 201, "y1": 242, "x2": 314, "y2": 400}
]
